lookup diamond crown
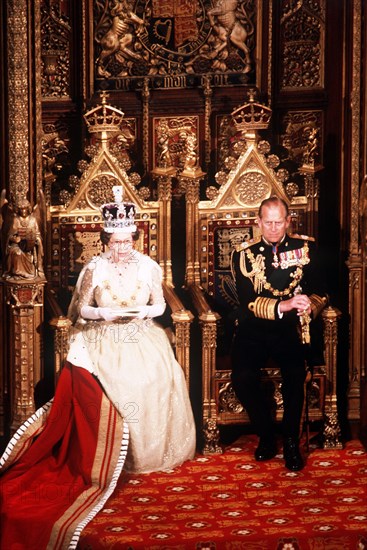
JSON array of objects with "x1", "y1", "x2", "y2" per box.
[{"x1": 100, "y1": 186, "x2": 137, "y2": 233}]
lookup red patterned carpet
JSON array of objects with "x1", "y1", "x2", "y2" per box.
[{"x1": 78, "y1": 435, "x2": 367, "y2": 550}]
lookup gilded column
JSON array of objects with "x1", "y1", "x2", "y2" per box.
[
  {"x1": 201, "y1": 319, "x2": 221, "y2": 455},
  {"x1": 7, "y1": 0, "x2": 43, "y2": 201},
  {"x1": 346, "y1": 0, "x2": 363, "y2": 421},
  {"x1": 180, "y1": 171, "x2": 205, "y2": 286},
  {"x1": 322, "y1": 306, "x2": 343, "y2": 449},
  {"x1": 152, "y1": 168, "x2": 176, "y2": 286},
  {"x1": 141, "y1": 77, "x2": 150, "y2": 175},
  {"x1": 5, "y1": 284, "x2": 45, "y2": 431},
  {"x1": 202, "y1": 75, "x2": 212, "y2": 170},
  {"x1": 2, "y1": 0, "x2": 45, "y2": 432}
]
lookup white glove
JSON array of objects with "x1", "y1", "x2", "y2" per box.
[
  {"x1": 81, "y1": 303, "x2": 165, "y2": 321},
  {"x1": 118, "y1": 304, "x2": 165, "y2": 319},
  {"x1": 145, "y1": 303, "x2": 165, "y2": 318},
  {"x1": 134, "y1": 306, "x2": 148, "y2": 319},
  {"x1": 80, "y1": 305, "x2": 123, "y2": 322},
  {"x1": 134, "y1": 304, "x2": 165, "y2": 319}
]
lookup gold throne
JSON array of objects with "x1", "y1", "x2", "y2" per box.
[
  {"x1": 46, "y1": 94, "x2": 193, "y2": 388},
  {"x1": 184, "y1": 92, "x2": 342, "y2": 454}
]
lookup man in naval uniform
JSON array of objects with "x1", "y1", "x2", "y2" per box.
[{"x1": 231, "y1": 196, "x2": 327, "y2": 471}]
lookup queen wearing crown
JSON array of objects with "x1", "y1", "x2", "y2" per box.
[
  {"x1": 67, "y1": 186, "x2": 196, "y2": 473},
  {"x1": 0, "y1": 187, "x2": 196, "y2": 548}
]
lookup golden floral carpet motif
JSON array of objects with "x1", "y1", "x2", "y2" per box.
[{"x1": 79, "y1": 435, "x2": 367, "y2": 549}]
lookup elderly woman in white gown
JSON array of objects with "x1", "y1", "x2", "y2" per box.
[{"x1": 67, "y1": 188, "x2": 196, "y2": 473}]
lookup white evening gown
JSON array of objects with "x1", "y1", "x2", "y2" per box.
[{"x1": 67, "y1": 251, "x2": 196, "y2": 473}]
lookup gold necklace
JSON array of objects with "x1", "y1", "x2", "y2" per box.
[{"x1": 102, "y1": 261, "x2": 141, "y2": 306}]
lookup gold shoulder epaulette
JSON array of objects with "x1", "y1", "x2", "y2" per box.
[
  {"x1": 234, "y1": 242, "x2": 248, "y2": 252},
  {"x1": 289, "y1": 233, "x2": 315, "y2": 242},
  {"x1": 234, "y1": 236, "x2": 261, "y2": 252}
]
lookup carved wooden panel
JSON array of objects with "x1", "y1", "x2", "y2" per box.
[
  {"x1": 41, "y1": 1, "x2": 72, "y2": 99},
  {"x1": 215, "y1": 368, "x2": 326, "y2": 425},
  {"x1": 152, "y1": 115, "x2": 199, "y2": 172},
  {"x1": 93, "y1": 0, "x2": 259, "y2": 89},
  {"x1": 279, "y1": 0, "x2": 325, "y2": 90}
]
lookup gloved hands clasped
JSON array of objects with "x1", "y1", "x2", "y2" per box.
[{"x1": 80, "y1": 303, "x2": 165, "y2": 321}]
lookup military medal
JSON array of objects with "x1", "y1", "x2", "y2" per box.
[
  {"x1": 279, "y1": 243, "x2": 310, "y2": 269},
  {"x1": 272, "y1": 244, "x2": 279, "y2": 268}
]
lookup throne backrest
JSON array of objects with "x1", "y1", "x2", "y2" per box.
[
  {"x1": 50, "y1": 214, "x2": 159, "y2": 292},
  {"x1": 47, "y1": 97, "x2": 168, "y2": 300},
  {"x1": 198, "y1": 209, "x2": 309, "y2": 316},
  {"x1": 195, "y1": 94, "x2": 321, "y2": 316}
]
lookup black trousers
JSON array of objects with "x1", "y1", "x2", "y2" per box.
[{"x1": 231, "y1": 318, "x2": 307, "y2": 440}]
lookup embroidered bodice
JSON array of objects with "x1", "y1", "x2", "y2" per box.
[{"x1": 69, "y1": 251, "x2": 165, "y2": 321}]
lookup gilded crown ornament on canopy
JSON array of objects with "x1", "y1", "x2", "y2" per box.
[
  {"x1": 231, "y1": 89, "x2": 272, "y2": 134},
  {"x1": 100, "y1": 185, "x2": 137, "y2": 233},
  {"x1": 83, "y1": 91, "x2": 125, "y2": 139}
]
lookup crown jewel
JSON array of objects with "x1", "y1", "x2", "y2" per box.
[{"x1": 100, "y1": 186, "x2": 137, "y2": 233}]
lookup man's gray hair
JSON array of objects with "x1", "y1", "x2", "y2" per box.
[{"x1": 258, "y1": 196, "x2": 289, "y2": 218}]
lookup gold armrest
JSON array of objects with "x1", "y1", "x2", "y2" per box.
[
  {"x1": 162, "y1": 281, "x2": 194, "y2": 386},
  {"x1": 188, "y1": 283, "x2": 221, "y2": 322},
  {"x1": 163, "y1": 281, "x2": 194, "y2": 323},
  {"x1": 188, "y1": 283, "x2": 221, "y2": 454}
]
